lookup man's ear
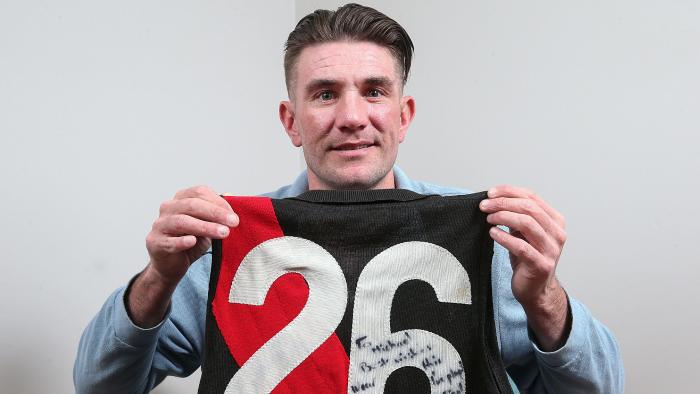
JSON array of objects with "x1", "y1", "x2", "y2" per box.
[
  {"x1": 279, "y1": 100, "x2": 302, "y2": 147},
  {"x1": 398, "y1": 95, "x2": 416, "y2": 143}
]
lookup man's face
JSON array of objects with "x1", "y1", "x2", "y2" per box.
[{"x1": 280, "y1": 41, "x2": 415, "y2": 190}]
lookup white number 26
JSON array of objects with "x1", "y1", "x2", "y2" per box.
[{"x1": 227, "y1": 237, "x2": 472, "y2": 394}]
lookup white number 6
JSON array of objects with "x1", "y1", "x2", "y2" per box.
[{"x1": 348, "y1": 241, "x2": 471, "y2": 394}]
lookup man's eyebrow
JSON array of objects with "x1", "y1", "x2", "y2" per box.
[
  {"x1": 364, "y1": 76, "x2": 394, "y2": 87},
  {"x1": 304, "y1": 79, "x2": 339, "y2": 93},
  {"x1": 304, "y1": 76, "x2": 395, "y2": 93}
]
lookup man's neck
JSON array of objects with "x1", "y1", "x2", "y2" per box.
[{"x1": 307, "y1": 170, "x2": 396, "y2": 191}]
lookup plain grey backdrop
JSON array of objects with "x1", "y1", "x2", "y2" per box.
[{"x1": 1, "y1": 1, "x2": 697, "y2": 392}]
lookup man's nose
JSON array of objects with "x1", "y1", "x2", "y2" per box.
[{"x1": 335, "y1": 92, "x2": 368, "y2": 132}]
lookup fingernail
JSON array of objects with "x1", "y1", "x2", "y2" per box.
[
  {"x1": 227, "y1": 214, "x2": 239, "y2": 227},
  {"x1": 487, "y1": 188, "x2": 497, "y2": 198},
  {"x1": 480, "y1": 200, "x2": 490, "y2": 209},
  {"x1": 218, "y1": 226, "x2": 229, "y2": 236}
]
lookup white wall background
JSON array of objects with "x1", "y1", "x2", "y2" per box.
[
  {"x1": 0, "y1": 1, "x2": 296, "y2": 392},
  {"x1": 1, "y1": 1, "x2": 697, "y2": 393}
]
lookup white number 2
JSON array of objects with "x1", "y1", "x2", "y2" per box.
[
  {"x1": 226, "y1": 236, "x2": 348, "y2": 394},
  {"x1": 226, "y1": 238, "x2": 471, "y2": 394}
]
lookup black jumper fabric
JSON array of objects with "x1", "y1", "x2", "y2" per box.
[{"x1": 198, "y1": 189, "x2": 512, "y2": 394}]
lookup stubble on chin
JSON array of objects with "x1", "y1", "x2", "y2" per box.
[{"x1": 317, "y1": 165, "x2": 391, "y2": 191}]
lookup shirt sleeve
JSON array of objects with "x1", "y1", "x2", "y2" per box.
[
  {"x1": 492, "y1": 242, "x2": 625, "y2": 393},
  {"x1": 73, "y1": 254, "x2": 211, "y2": 393}
]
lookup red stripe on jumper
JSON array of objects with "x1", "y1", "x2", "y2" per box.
[{"x1": 212, "y1": 196, "x2": 349, "y2": 393}]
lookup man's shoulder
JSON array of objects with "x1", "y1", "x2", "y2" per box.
[
  {"x1": 393, "y1": 166, "x2": 473, "y2": 196},
  {"x1": 262, "y1": 170, "x2": 310, "y2": 199},
  {"x1": 261, "y1": 184, "x2": 298, "y2": 199},
  {"x1": 401, "y1": 178, "x2": 473, "y2": 197}
]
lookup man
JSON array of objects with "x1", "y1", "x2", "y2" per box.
[{"x1": 74, "y1": 4, "x2": 623, "y2": 393}]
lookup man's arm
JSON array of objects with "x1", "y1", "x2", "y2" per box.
[
  {"x1": 73, "y1": 261, "x2": 211, "y2": 392},
  {"x1": 73, "y1": 186, "x2": 238, "y2": 393},
  {"x1": 481, "y1": 185, "x2": 624, "y2": 392}
]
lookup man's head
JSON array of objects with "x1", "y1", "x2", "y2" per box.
[
  {"x1": 279, "y1": 3, "x2": 416, "y2": 190},
  {"x1": 283, "y1": 3, "x2": 414, "y2": 95}
]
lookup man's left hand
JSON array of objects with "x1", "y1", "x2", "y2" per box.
[{"x1": 479, "y1": 185, "x2": 570, "y2": 351}]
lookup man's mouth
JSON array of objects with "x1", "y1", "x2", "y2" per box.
[
  {"x1": 337, "y1": 144, "x2": 371, "y2": 150},
  {"x1": 332, "y1": 141, "x2": 375, "y2": 151}
]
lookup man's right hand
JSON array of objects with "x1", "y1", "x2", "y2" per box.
[{"x1": 128, "y1": 186, "x2": 239, "y2": 328}]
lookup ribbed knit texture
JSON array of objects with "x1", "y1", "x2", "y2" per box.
[{"x1": 199, "y1": 189, "x2": 512, "y2": 393}]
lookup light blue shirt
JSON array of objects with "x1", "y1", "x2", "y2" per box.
[{"x1": 74, "y1": 167, "x2": 624, "y2": 393}]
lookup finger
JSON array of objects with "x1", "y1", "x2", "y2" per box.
[
  {"x1": 160, "y1": 198, "x2": 239, "y2": 227},
  {"x1": 489, "y1": 227, "x2": 554, "y2": 279},
  {"x1": 487, "y1": 185, "x2": 566, "y2": 229},
  {"x1": 480, "y1": 197, "x2": 566, "y2": 246},
  {"x1": 487, "y1": 211, "x2": 558, "y2": 257},
  {"x1": 174, "y1": 186, "x2": 233, "y2": 212},
  {"x1": 155, "y1": 214, "x2": 231, "y2": 239},
  {"x1": 147, "y1": 234, "x2": 197, "y2": 254},
  {"x1": 184, "y1": 235, "x2": 213, "y2": 260},
  {"x1": 487, "y1": 184, "x2": 535, "y2": 199}
]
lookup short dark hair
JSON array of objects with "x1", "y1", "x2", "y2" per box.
[{"x1": 284, "y1": 3, "x2": 414, "y2": 94}]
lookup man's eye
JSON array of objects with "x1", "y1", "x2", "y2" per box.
[
  {"x1": 319, "y1": 91, "x2": 334, "y2": 101},
  {"x1": 367, "y1": 89, "x2": 382, "y2": 98}
]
